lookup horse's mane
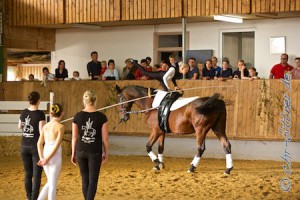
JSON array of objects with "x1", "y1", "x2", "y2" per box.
[{"x1": 123, "y1": 85, "x2": 156, "y2": 96}]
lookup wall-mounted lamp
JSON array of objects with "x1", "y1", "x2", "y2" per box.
[{"x1": 213, "y1": 15, "x2": 243, "y2": 23}]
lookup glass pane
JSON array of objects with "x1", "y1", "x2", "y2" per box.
[
  {"x1": 159, "y1": 51, "x2": 182, "y2": 64},
  {"x1": 158, "y1": 35, "x2": 182, "y2": 48}
]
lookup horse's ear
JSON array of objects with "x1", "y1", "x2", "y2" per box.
[{"x1": 115, "y1": 85, "x2": 122, "y2": 93}]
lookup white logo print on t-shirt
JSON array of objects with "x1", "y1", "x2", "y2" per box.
[
  {"x1": 22, "y1": 115, "x2": 34, "y2": 137},
  {"x1": 82, "y1": 118, "x2": 96, "y2": 143}
]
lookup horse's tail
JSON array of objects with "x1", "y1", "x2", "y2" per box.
[{"x1": 196, "y1": 93, "x2": 225, "y2": 115}]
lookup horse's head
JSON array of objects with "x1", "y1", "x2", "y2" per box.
[{"x1": 115, "y1": 85, "x2": 133, "y2": 122}]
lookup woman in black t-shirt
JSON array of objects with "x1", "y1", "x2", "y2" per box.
[
  {"x1": 55, "y1": 60, "x2": 68, "y2": 80},
  {"x1": 71, "y1": 90, "x2": 109, "y2": 200},
  {"x1": 18, "y1": 91, "x2": 46, "y2": 200}
]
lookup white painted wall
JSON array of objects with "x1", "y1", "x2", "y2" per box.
[
  {"x1": 54, "y1": 18, "x2": 300, "y2": 79},
  {"x1": 53, "y1": 26, "x2": 154, "y2": 78}
]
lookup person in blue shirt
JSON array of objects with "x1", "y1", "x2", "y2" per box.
[
  {"x1": 215, "y1": 60, "x2": 233, "y2": 80},
  {"x1": 211, "y1": 56, "x2": 222, "y2": 76}
]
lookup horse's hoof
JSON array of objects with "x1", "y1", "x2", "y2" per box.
[
  {"x1": 153, "y1": 165, "x2": 160, "y2": 171},
  {"x1": 159, "y1": 162, "x2": 165, "y2": 170},
  {"x1": 224, "y1": 167, "x2": 233, "y2": 175},
  {"x1": 187, "y1": 165, "x2": 196, "y2": 173}
]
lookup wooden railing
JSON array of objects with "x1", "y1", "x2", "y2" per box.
[{"x1": 0, "y1": 80, "x2": 299, "y2": 141}]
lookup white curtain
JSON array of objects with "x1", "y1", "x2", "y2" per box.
[
  {"x1": 223, "y1": 34, "x2": 239, "y2": 69},
  {"x1": 242, "y1": 33, "x2": 255, "y2": 68}
]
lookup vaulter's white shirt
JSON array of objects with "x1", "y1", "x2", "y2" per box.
[{"x1": 162, "y1": 67, "x2": 175, "y2": 90}]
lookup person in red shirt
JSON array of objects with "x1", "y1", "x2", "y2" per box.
[
  {"x1": 269, "y1": 53, "x2": 294, "y2": 79},
  {"x1": 100, "y1": 60, "x2": 108, "y2": 76},
  {"x1": 135, "y1": 59, "x2": 152, "y2": 80}
]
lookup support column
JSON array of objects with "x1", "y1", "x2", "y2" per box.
[{"x1": 182, "y1": 17, "x2": 187, "y2": 65}]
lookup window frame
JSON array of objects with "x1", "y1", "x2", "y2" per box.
[{"x1": 153, "y1": 32, "x2": 190, "y2": 64}]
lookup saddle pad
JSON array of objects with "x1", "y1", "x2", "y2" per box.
[
  {"x1": 170, "y1": 96, "x2": 200, "y2": 111},
  {"x1": 152, "y1": 90, "x2": 168, "y2": 108}
]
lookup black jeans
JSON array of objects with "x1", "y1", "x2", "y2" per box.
[
  {"x1": 76, "y1": 151, "x2": 102, "y2": 200},
  {"x1": 21, "y1": 146, "x2": 43, "y2": 200}
]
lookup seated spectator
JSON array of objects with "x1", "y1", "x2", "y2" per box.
[
  {"x1": 197, "y1": 62, "x2": 204, "y2": 79},
  {"x1": 154, "y1": 64, "x2": 161, "y2": 71},
  {"x1": 28, "y1": 74, "x2": 35, "y2": 81},
  {"x1": 202, "y1": 59, "x2": 216, "y2": 80},
  {"x1": 291, "y1": 57, "x2": 300, "y2": 79},
  {"x1": 135, "y1": 59, "x2": 152, "y2": 80},
  {"x1": 211, "y1": 56, "x2": 222, "y2": 76},
  {"x1": 241, "y1": 66, "x2": 259, "y2": 80},
  {"x1": 72, "y1": 71, "x2": 81, "y2": 80},
  {"x1": 42, "y1": 67, "x2": 55, "y2": 81},
  {"x1": 121, "y1": 59, "x2": 136, "y2": 80},
  {"x1": 87, "y1": 51, "x2": 101, "y2": 80},
  {"x1": 146, "y1": 57, "x2": 155, "y2": 71},
  {"x1": 269, "y1": 53, "x2": 294, "y2": 79},
  {"x1": 215, "y1": 60, "x2": 233, "y2": 81},
  {"x1": 101, "y1": 60, "x2": 108, "y2": 76},
  {"x1": 102, "y1": 59, "x2": 120, "y2": 80},
  {"x1": 187, "y1": 57, "x2": 199, "y2": 80},
  {"x1": 157, "y1": 61, "x2": 169, "y2": 72},
  {"x1": 55, "y1": 60, "x2": 68, "y2": 80},
  {"x1": 169, "y1": 54, "x2": 182, "y2": 80},
  {"x1": 233, "y1": 59, "x2": 249, "y2": 79}
]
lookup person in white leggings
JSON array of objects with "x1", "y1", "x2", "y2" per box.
[{"x1": 37, "y1": 104, "x2": 65, "y2": 200}]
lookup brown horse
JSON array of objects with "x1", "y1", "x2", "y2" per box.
[{"x1": 115, "y1": 85, "x2": 233, "y2": 174}]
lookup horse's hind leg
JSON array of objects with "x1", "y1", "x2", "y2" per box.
[
  {"x1": 157, "y1": 133, "x2": 166, "y2": 169},
  {"x1": 212, "y1": 112, "x2": 233, "y2": 175}
]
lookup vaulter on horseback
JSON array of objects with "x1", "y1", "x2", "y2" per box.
[{"x1": 130, "y1": 56, "x2": 188, "y2": 92}]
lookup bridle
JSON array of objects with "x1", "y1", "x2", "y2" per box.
[{"x1": 117, "y1": 93, "x2": 132, "y2": 122}]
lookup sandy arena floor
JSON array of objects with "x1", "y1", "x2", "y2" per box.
[{"x1": 0, "y1": 155, "x2": 299, "y2": 200}]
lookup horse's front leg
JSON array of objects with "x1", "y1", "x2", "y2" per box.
[
  {"x1": 157, "y1": 133, "x2": 166, "y2": 169},
  {"x1": 146, "y1": 129, "x2": 163, "y2": 170}
]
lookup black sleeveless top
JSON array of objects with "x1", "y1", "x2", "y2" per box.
[
  {"x1": 19, "y1": 109, "x2": 46, "y2": 147},
  {"x1": 73, "y1": 111, "x2": 108, "y2": 153}
]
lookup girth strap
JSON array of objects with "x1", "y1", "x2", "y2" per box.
[{"x1": 158, "y1": 91, "x2": 182, "y2": 133}]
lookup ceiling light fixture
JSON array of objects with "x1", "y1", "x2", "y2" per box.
[{"x1": 213, "y1": 15, "x2": 243, "y2": 23}]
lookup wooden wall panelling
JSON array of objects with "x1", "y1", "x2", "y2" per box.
[
  {"x1": 114, "y1": 0, "x2": 120, "y2": 20},
  {"x1": 184, "y1": 0, "x2": 250, "y2": 17},
  {"x1": 153, "y1": 0, "x2": 158, "y2": 18},
  {"x1": 252, "y1": 0, "x2": 300, "y2": 13},
  {"x1": 1, "y1": 80, "x2": 299, "y2": 141},
  {"x1": 121, "y1": 0, "x2": 182, "y2": 20}
]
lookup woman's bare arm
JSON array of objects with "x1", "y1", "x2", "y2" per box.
[
  {"x1": 18, "y1": 120, "x2": 23, "y2": 129},
  {"x1": 71, "y1": 122, "x2": 79, "y2": 165},
  {"x1": 101, "y1": 122, "x2": 109, "y2": 164},
  {"x1": 37, "y1": 127, "x2": 45, "y2": 160},
  {"x1": 39, "y1": 120, "x2": 46, "y2": 134}
]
